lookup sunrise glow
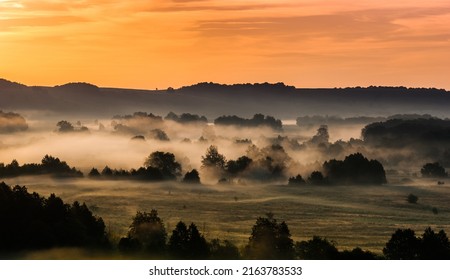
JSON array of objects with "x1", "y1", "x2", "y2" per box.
[{"x1": 1, "y1": 0, "x2": 450, "y2": 89}]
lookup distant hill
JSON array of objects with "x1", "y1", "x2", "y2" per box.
[{"x1": 0, "y1": 79, "x2": 449, "y2": 119}]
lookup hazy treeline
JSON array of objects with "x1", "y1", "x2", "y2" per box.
[
  {"x1": 295, "y1": 114, "x2": 440, "y2": 128},
  {"x1": 362, "y1": 118, "x2": 450, "y2": 168},
  {"x1": 0, "y1": 155, "x2": 82, "y2": 178},
  {"x1": 2, "y1": 78, "x2": 450, "y2": 118},
  {"x1": 2, "y1": 110, "x2": 450, "y2": 184},
  {"x1": 214, "y1": 114, "x2": 282, "y2": 130},
  {"x1": 0, "y1": 148, "x2": 387, "y2": 186},
  {"x1": 1, "y1": 181, "x2": 449, "y2": 260},
  {"x1": 0, "y1": 110, "x2": 28, "y2": 133}
]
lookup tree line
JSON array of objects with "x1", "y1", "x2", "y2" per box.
[
  {"x1": 0, "y1": 155, "x2": 82, "y2": 178},
  {"x1": 2, "y1": 151, "x2": 445, "y2": 184},
  {"x1": 1, "y1": 181, "x2": 449, "y2": 259}
]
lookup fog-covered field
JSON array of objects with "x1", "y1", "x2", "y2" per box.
[{"x1": 2, "y1": 111, "x2": 450, "y2": 258}]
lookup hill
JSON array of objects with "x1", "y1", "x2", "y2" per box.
[{"x1": 0, "y1": 79, "x2": 449, "y2": 119}]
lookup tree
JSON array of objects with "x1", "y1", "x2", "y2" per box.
[
  {"x1": 150, "y1": 129, "x2": 170, "y2": 141},
  {"x1": 288, "y1": 174, "x2": 306, "y2": 186},
  {"x1": 420, "y1": 227, "x2": 450, "y2": 259},
  {"x1": 340, "y1": 247, "x2": 376, "y2": 260},
  {"x1": 226, "y1": 156, "x2": 252, "y2": 174},
  {"x1": 168, "y1": 221, "x2": 189, "y2": 258},
  {"x1": 407, "y1": 193, "x2": 418, "y2": 204},
  {"x1": 0, "y1": 182, "x2": 109, "y2": 252},
  {"x1": 144, "y1": 151, "x2": 181, "y2": 179},
  {"x1": 209, "y1": 239, "x2": 241, "y2": 259},
  {"x1": 244, "y1": 213, "x2": 294, "y2": 259},
  {"x1": 56, "y1": 120, "x2": 74, "y2": 132},
  {"x1": 421, "y1": 162, "x2": 448, "y2": 178},
  {"x1": 295, "y1": 236, "x2": 339, "y2": 260},
  {"x1": 88, "y1": 168, "x2": 101, "y2": 177},
  {"x1": 308, "y1": 171, "x2": 326, "y2": 185},
  {"x1": 128, "y1": 210, "x2": 167, "y2": 254},
  {"x1": 310, "y1": 125, "x2": 329, "y2": 145},
  {"x1": 101, "y1": 166, "x2": 113, "y2": 176},
  {"x1": 201, "y1": 145, "x2": 226, "y2": 169},
  {"x1": 383, "y1": 229, "x2": 420, "y2": 259},
  {"x1": 183, "y1": 169, "x2": 200, "y2": 184},
  {"x1": 168, "y1": 221, "x2": 209, "y2": 259},
  {"x1": 323, "y1": 153, "x2": 387, "y2": 185}
]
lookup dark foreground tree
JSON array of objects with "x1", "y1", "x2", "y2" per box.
[
  {"x1": 340, "y1": 247, "x2": 377, "y2": 260},
  {"x1": 384, "y1": 227, "x2": 450, "y2": 260},
  {"x1": 244, "y1": 213, "x2": 294, "y2": 259},
  {"x1": 168, "y1": 221, "x2": 209, "y2": 259},
  {"x1": 209, "y1": 239, "x2": 241, "y2": 259},
  {"x1": 295, "y1": 236, "x2": 339, "y2": 260},
  {"x1": 383, "y1": 229, "x2": 420, "y2": 259},
  {"x1": 0, "y1": 182, "x2": 109, "y2": 253},
  {"x1": 420, "y1": 227, "x2": 450, "y2": 259},
  {"x1": 127, "y1": 210, "x2": 167, "y2": 254}
]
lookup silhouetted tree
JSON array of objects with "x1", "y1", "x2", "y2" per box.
[
  {"x1": 144, "y1": 152, "x2": 181, "y2": 179},
  {"x1": 88, "y1": 168, "x2": 101, "y2": 177},
  {"x1": 383, "y1": 229, "x2": 420, "y2": 259},
  {"x1": 128, "y1": 210, "x2": 167, "y2": 254},
  {"x1": 288, "y1": 174, "x2": 306, "y2": 186},
  {"x1": 201, "y1": 145, "x2": 226, "y2": 169},
  {"x1": 214, "y1": 114, "x2": 282, "y2": 130},
  {"x1": 0, "y1": 155, "x2": 82, "y2": 178},
  {"x1": 310, "y1": 125, "x2": 329, "y2": 145},
  {"x1": 340, "y1": 247, "x2": 376, "y2": 260},
  {"x1": 150, "y1": 129, "x2": 170, "y2": 141},
  {"x1": 101, "y1": 166, "x2": 113, "y2": 176},
  {"x1": 0, "y1": 182, "x2": 108, "y2": 252},
  {"x1": 226, "y1": 156, "x2": 252, "y2": 174},
  {"x1": 295, "y1": 236, "x2": 339, "y2": 260},
  {"x1": 209, "y1": 239, "x2": 241, "y2": 260},
  {"x1": 168, "y1": 221, "x2": 189, "y2": 258},
  {"x1": 168, "y1": 221, "x2": 209, "y2": 259},
  {"x1": 183, "y1": 169, "x2": 200, "y2": 184},
  {"x1": 407, "y1": 193, "x2": 418, "y2": 204},
  {"x1": 323, "y1": 153, "x2": 387, "y2": 185},
  {"x1": 420, "y1": 227, "x2": 450, "y2": 259},
  {"x1": 118, "y1": 237, "x2": 142, "y2": 253},
  {"x1": 421, "y1": 162, "x2": 448, "y2": 178},
  {"x1": 165, "y1": 112, "x2": 208, "y2": 123},
  {"x1": 308, "y1": 171, "x2": 327, "y2": 185},
  {"x1": 244, "y1": 213, "x2": 294, "y2": 259},
  {"x1": 56, "y1": 120, "x2": 74, "y2": 132}
]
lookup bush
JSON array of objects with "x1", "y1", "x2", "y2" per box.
[{"x1": 407, "y1": 194, "x2": 418, "y2": 204}]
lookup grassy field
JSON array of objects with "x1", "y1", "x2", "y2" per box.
[{"x1": 4, "y1": 175, "x2": 450, "y2": 254}]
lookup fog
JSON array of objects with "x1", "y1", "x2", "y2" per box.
[
  {"x1": 1, "y1": 111, "x2": 443, "y2": 182},
  {"x1": 2, "y1": 110, "x2": 450, "y2": 259}
]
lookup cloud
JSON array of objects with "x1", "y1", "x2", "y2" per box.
[
  {"x1": 192, "y1": 7, "x2": 450, "y2": 43},
  {"x1": 0, "y1": 15, "x2": 90, "y2": 30}
]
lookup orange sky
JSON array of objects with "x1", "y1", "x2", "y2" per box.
[{"x1": 1, "y1": 0, "x2": 450, "y2": 89}]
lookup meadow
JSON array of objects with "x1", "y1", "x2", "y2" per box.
[{"x1": 4, "y1": 174, "x2": 449, "y2": 255}]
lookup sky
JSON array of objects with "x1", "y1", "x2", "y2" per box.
[{"x1": 1, "y1": 0, "x2": 450, "y2": 89}]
